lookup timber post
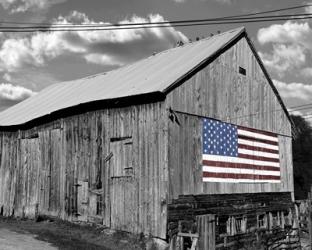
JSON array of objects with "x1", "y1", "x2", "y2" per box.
[{"x1": 309, "y1": 186, "x2": 312, "y2": 248}]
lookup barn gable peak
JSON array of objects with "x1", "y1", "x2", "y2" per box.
[{"x1": 0, "y1": 27, "x2": 291, "y2": 129}]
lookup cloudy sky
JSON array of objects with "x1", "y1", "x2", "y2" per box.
[{"x1": 0, "y1": 0, "x2": 311, "y2": 116}]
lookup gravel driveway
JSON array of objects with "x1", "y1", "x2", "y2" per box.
[{"x1": 0, "y1": 228, "x2": 57, "y2": 250}]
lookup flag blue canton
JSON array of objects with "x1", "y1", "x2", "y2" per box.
[{"x1": 203, "y1": 118, "x2": 238, "y2": 157}]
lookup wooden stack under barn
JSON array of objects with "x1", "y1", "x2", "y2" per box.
[{"x1": 0, "y1": 27, "x2": 295, "y2": 249}]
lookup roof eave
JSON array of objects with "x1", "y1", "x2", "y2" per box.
[{"x1": 0, "y1": 91, "x2": 166, "y2": 132}]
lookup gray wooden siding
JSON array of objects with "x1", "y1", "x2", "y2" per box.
[
  {"x1": 166, "y1": 37, "x2": 293, "y2": 200},
  {"x1": 0, "y1": 102, "x2": 168, "y2": 239}
]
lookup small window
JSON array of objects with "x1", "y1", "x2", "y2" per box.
[
  {"x1": 96, "y1": 194, "x2": 103, "y2": 215},
  {"x1": 239, "y1": 66, "x2": 246, "y2": 76},
  {"x1": 226, "y1": 216, "x2": 247, "y2": 235},
  {"x1": 257, "y1": 214, "x2": 267, "y2": 229}
]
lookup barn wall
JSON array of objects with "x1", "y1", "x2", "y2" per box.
[
  {"x1": 166, "y1": 37, "x2": 293, "y2": 200},
  {"x1": 0, "y1": 102, "x2": 168, "y2": 239}
]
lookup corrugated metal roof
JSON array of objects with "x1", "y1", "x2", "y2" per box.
[{"x1": 0, "y1": 27, "x2": 245, "y2": 127}]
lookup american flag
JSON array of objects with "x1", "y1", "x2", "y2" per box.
[{"x1": 202, "y1": 118, "x2": 280, "y2": 183}]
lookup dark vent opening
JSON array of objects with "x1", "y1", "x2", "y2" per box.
[{"x1": 239, "y1": 66, "x2": 246, "y2": 76}]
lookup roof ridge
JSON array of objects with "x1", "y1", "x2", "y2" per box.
[
  {"x1": 0, "y1": 26, "x2": 247, "y2": 127},
  {"x1": 80, "y1": 27, "x2": 246, "y2": 80}
]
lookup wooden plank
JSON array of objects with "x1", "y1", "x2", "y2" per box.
[{"x1": 197, "y1": 214, "x2": 215, "y2": 250}]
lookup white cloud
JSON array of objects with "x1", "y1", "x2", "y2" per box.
[
  {"x1": 0, "y1": 83, "x2": 35, "y2": 101},
  {"x1": 0, "y1": 0, "x2": 67, "y2": 13},
  {"x1": 305, "y1": 1, "x2": 312, "y2": 14},
  {"x1": 214, "y1": 0, "x2": 232, "y2": 4},
  {"x1": 301, "y1": 67, "x2": 312, "y2": 78},
  {"x1": 273, "y1": 79, "x2": 312, "y2": 103},
  {"x1": 257, "y1": 21, "x2": 312, "y2": 75},
  {"x1": 0, "y1": 12, "x2": 188, "y2": 72},
  {"x1": 3, "y1": 73, "x2": 11, "y2": 82},
  {"x1": 0, "y1": 82, "x2": 36, "y2": 111},
  {"x1": 173, "y1": 0, "x2": 186, "y2": 2},
  {"x1": 258, "y1": 21, "x2": 312, "y2": 49},
  {"x1": 259, "y1": 44, "x2": 306, "y2": 76}
]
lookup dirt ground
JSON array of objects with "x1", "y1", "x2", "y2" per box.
[{"x1": 0, "y1": 216, "x2": 146, "y2": 250}]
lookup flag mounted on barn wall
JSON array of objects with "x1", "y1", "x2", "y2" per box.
[{"x1": 202, "y1": 118, "x2": 281, "y2": 183}]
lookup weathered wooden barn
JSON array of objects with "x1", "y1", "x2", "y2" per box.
[{"x1": 0, "y1": 27, "x2": 295, "y2": 248}]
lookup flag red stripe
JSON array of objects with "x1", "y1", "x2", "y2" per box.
[
  {"x1": 238, "y1": 144, "x2": 279, "y2": 154},
  {"x1": 237, "y1": 126, "x2": 277, "y2": 138},
  {"x1": 238, "y1": 135, "x2": 278, "y2": 146},
  {"x1": 202, "y1": 160, "x2": 280, "y2": 171},
  {"x1": 238, "y1": 153, "x2": 279, "y2": 163},
  {"x1": 203, "y1": 172, "x2": 281, "y2": 180}
]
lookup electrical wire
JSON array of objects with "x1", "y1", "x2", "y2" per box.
[
  {"x1": 0, "y1": 13, "x2": 311, "y2": 29},
  {"x1": 0, "y1": 4, "x2": 311, "y2": 27},
  {"x1": 0, "y1": 6, "x2": 310, "y2": 32}
]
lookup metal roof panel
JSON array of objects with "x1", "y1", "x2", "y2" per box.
[{"x1": 0, "y1": 27, "x2": 245, "y2": 126}]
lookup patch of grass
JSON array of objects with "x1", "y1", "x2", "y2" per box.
[{"x1": 0, "y1": 216, "x2": 145, "y2": 250}]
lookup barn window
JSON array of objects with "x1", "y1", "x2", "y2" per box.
[
  {"x1": 269, "y1": 212, "x2": 281, "y2": 229},
  {"x1": 239, "y1": 66, "x2": 246, "y2": 76},
  {"x1": 110, "y1": 137, "x2": 134, "y2": 177},
  {"x1": 257, "y1": 213, "x2": 268, "y2": 229},
  {"x1": 96, "y1": 194, "x2": 103, "y2": 215},
  {"x1": 226, "y1": 216, "x2": 247, "y2": 235}
]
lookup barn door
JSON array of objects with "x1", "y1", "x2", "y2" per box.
[
  {"x1": 109, "y1": 137, "x2": 136, "y2": 232},
  {"x1": 39, "y1": 129, "x2": 62, "y2": 217},
  {"x1": 18, "y1": 137, "x2": 40, "y2": 218},
  {"x1": 196, "y1": 214, "x2": 216, "y2": 250}
]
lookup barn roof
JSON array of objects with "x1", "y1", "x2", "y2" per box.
[{"x1": 0, "y1": 27, "x2": 290, "y2": 128}]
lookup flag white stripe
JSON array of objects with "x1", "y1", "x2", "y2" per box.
[
  {"x1": 203, "y1": 177, "x2": 281, "y2": 183},
  {"x1": 203, "y1": 154, "x2": 280, "y2": 167},
  {"x1": 238, "y1": 148, "x2": 279, "y2": 159},
  {"x1": 202, "y1": 166, "x2": 280, "y2": 176},
  {"x1": 238, "y1": 129, "x2": 278, "y2": 142},
  {"x1": 238, "y1": 139, "x2": 279, "y2": 150}
]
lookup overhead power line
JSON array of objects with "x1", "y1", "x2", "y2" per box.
[
  {"x1": 1, "y1": 15, "x2": 312, "y2": 33},
  {"x1": 1, "y1": 13, "x2": 312, "y2": 30},
  {"x1": 0, "y1": 4, "x2": 311, "y2": 27},
  {"x1": 0, "y1": 4, "x2": 310, "y2": 32}
]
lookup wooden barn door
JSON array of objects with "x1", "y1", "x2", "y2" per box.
[
  {"x1": 39, "y1": 129, "x2": 62, "y2": 217},
  {"x1": 196, "y1": 214, "x2": 216, "y2": 250},
  {"x1": 109, "y1": 137, "x2": 136, "y2": 232},
  {"x1": 17, "y1": 137, "x2": 40, "y2": 218}
]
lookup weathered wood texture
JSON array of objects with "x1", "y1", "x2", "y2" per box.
[
  {"x1": 168, "y1": 192, "x2": 293, "y2": 224},
  {"x1": 0, "y1": 35, "x2": 294, "y2": 241},
  {"x1": 168, "y1": 192, "x2": 294, "y2": 249},
  {"x1": 166, "y1": 37, "x2": 293, "y2": 200},
  {"x1": 197, "y1": 214, "x2": 215, "y2": 250},
  {"x1": 0, "y1": 102, "x2": 168, "y2": 239}
]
